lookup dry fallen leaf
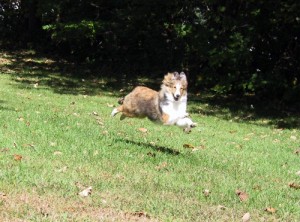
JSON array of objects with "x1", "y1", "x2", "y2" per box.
[
  {"x1": 236, "y1": 190, "x2": 249, "y2": 202},
  {"x1": 294, "y1": 149, "x2": 300, "y2": 155},
  {"x1": 252, "y1": 185, "x2": 262, "y2": 191},
  {"x1": 242, "y1": 212, "x2": 250, "y2": 222},
  {"x1": 138, "y1": 128, "x2": 148, "y2": 133},
  {"x1": 149, "y1": 141, "x2": 156, "y2": 146},
  {"x1": 73, "y1": 112, "x2": 80, "y2": 117},
  {"x1": 203, "y1": 189, "x2": 210, "y2": 197},
  {"x1": 50, "y1": 142, "x2": 57, "y2": 147},
  {"x1": 290, "y1": 135, "x2": 297, "y2": 140},
  {"x1": 17, "y1": 117, "x2": 24, "y2": 121},
  {"x1": 106, "y1": 103, "x2": 115, "y2": 108},
  {"x1": 97, "y1": 120, "x2": 104, "y2": 126},
  {"x1": 288, "y1": 182, "x2": 300, "y2": 189},
  {"x1": 198, "y1": 145, "x2": 206, "y2": 149},
  {"x1": 264, "y1": 207, "x2": 276, "y2": 213},
  {"x1": 92, "y1": 111, "x2": 99, "y2": 116},
  {"x1": 235, "y1": 144, "x2": 243, "y2": 149},
  {"x1": 13, "y1": 154, "x2": 23, "y2": 161},
  {"x1": 78, "y1": 186, "x2": 92, "y2": 197},
  {"x1": 53, "y1": 151, "x2": 62, "y2": 156},
  {"x1": 130, "y1": 211, "x2": 150, "y2": 218},
  {"x1": 155, "y1": 162, "x2": 168, "y2": 171},
  {"x1": 102, "y1": 130, "x2": 109, "y2": 135},
  {"x1": 147, "y1": 152, "x2": 156, "y2": 157},
  {"x1": 183, "y1": 143, "x2": 195, "y2": 149},
  {"x1": 57, "y1": 166, "x2": 68, "y2": 173},
  {"x1": 260, "y1": 134, "x2": 268, "y2": 139},
  {"x1": 217, "y1": 205, "x2": 227, "y2": 210},
  {"x1": 0, "y1": 192, "x2": 7, "y2": 198},
  {"x1": 1, "y1": 147, "x2": 10, "y2": 152},
  {"x1": 75, "y1": 181, "x2": 84, "y2": 189},
  {"x1": 24, "y1": 143, "x2": 35, "y2": 149}
]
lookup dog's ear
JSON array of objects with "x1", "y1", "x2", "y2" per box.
[
  {"x1": 164, "y1": 72, "x2": 174, "y2": 79},
  {"x1": 163, "y1": 72, "x2": 175, "y2": 85},
  {"x1": 173, "y1": 72, "x2": 179, "y2": 78},
  {"x1": 179, "y1": 72, "x2": 187, "y2": 81}
]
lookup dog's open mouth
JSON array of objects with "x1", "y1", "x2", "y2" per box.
[{"x1": 173, "y1": 95, "x2": 179, "y2": 101}]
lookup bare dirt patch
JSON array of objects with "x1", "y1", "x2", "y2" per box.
[{"x1": 0, "y1": 191, "x2": 157, "y2": 221}]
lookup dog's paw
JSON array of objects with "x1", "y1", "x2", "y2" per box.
[
  {"x1": 190, "y1": 122, "x2": 197, "y2": 128},
  {"x1": 183, "y1": 112, "x2": 190, "y2": 118},
  {"x1": 183, "y1": 127, "x2": 192, "y2": 133},
  {"x1": 182, "y1": 122, "x2": 197, "y2": 133}
]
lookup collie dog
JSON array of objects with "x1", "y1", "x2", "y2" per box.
[{"x1": 111, "y1": 72, "x2": 196, "y2": 132}]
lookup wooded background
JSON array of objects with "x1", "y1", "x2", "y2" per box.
[{"x1": 1, "y1": 0, "x2": 299, "y2": 105}]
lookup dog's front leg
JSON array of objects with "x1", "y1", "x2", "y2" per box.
[
  {"x1": 175, "y1": 117, "x2": 197, "y2": 133},
  {"x1": 183, "y1": 112, "x2": 190, "y2": 118}
]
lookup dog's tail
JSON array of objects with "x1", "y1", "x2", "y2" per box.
[{"x1": 118, "y1": 97, "x2": 124, "y2": 105}]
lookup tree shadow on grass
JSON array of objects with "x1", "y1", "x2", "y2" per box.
[
  {"x1": 1, "y1": 50, "x2": 299, "y2": 129},
  {"x1": 0, "y1": 100, "x2": 14, "y2": 111},
  {"x1": 189, "y1": 93, "x2": 300, "y2": 129},
  {"x1": 0, "y1": 100, "x2": 6, "y2": 110},
  {"x1": 116, "y1": 138, "x2": 180, "y2": 156},
  {"x1": 0, "y1": 50, "x2": 151, "y2": 97}
]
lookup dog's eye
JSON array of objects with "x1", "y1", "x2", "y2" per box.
[{"x1": 173, "y1": 86, "x2": 176, "y2": 89}]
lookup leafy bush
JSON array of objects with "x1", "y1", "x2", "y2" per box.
[{"x1": 0, "y1": 0, "x2": 299, "y2": 105}]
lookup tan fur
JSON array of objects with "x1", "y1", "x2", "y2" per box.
[
  {"x1": 117, "y1": 86, "x2": 161, "y2": 121},
  {"x1": 163, "y1": 72, "x2": 187, "y2": 88},
  {"x1": 161, "y1": 113, "x2": 170, "y2": 124}
]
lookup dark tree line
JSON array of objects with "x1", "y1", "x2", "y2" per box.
[{"x1": 1, "y1": 0, "x2": 299, "y2": 105}]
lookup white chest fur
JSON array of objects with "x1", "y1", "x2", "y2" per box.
[{"x1": 160, "y1": 94, "x2": 187, "y2": 125}]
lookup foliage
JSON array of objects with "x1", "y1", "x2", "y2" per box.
[
  {"x1": 200, "y1": 1, "x2": 300, "y2": 101},
  {"x1": 0, "y1": 0, "x2": 299, "y2": 104}
]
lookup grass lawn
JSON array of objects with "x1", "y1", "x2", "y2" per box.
[{"x1": 0, "y1": 51, "x2": 299, "y2": 221}]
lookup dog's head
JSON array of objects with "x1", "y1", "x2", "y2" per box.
[{"x1": 162, "y1": 72, "x2": 188, "y2": 101}]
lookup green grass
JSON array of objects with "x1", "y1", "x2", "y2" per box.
[{"x1": 0, "y1": 51, "x2": 299, "y2": 221}]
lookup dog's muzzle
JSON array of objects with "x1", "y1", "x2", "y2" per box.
[{"x1": 174, "y1": 94, "x2": 180, "y2": 101}]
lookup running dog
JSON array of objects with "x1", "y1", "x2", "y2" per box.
[{"x1": 111, "y1": 72, "x2": 196, "y2": 132}]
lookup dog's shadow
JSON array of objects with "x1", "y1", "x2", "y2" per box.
[{"x1": 116, "y1": 139, "x2": 180, "y2": 156}]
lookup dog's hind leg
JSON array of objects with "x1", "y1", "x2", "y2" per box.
[
  {"x1": 111, "y1": 105, "x2": 137, "y2": 120},
  {"x1": 111, "y1": 105, "x2": 123, "y2": 117},
  {"x1": 120, "y1": 114, "x2": 126, "y2": 120}
]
